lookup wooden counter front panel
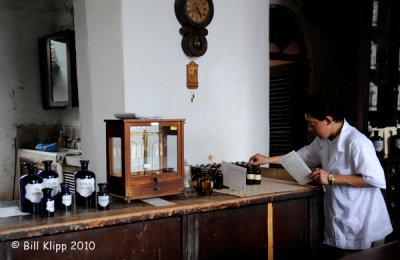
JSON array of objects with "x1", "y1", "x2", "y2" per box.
[
  {"x1": 273, "y1": 195, "x2": 324, "y2": 259},
  {"x1": 182, "y1": 204, "x2": 269, "y2": 260},
  {"x1": 4, "y1": 217, "x2": 180, "y2": 260}
]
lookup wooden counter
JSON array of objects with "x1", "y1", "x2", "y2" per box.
[{"x1": 0, "y1": 184, "x2": 323, "y2": 259}]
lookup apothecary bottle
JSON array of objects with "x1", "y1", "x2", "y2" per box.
[
  {"x1": 41, "y1": 188, "x2": 55, "y2": 216},
  {"x1": 97, "y1": 183, "x2": 110, "y2": 210},
  {"x1": 191, "y1": 166, "x2": 202, "y2": 193},
  {"x1": 59, "y1": 183, "x2": 72, "y2": 210},
  {"x1": 19, "y1": 163, "x2": 43, "y2": 213},
  {"x1": 38, "y1": 160, "x2": 60, "y2": 199},
  {"x1": 390, "y1": 129, "x2": 400, "y2": 157},
  {"x1": 246, "y1": 165, "x2": 254, "y2": 185},
  {"x1": 199, "y1": 168, "x2": 213, "y2": 196},
  {"x1": 254, "y1": 165, "x2": 261, "y2": 185},
  {"x1": 370, "y1": 130, "x2": 384, "y2": 159},
  {"x1": 214, "y1": 167, "x2": 223, "y2": 189},
  {"x1": 74, "y1": 160, "x2": 96, "y2": 208}
]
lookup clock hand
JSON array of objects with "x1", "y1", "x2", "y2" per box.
[{"x1": 196, "y1": 6, "x2": 203, "y2": 18}]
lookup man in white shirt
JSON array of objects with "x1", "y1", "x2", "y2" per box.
[{"x1": 250, "y1": 92, "x2": 392, "y2": 259}]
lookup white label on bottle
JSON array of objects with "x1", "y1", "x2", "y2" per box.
[
  {"x1": 370, "y1": 41, "x2": 377, "y2": 70},
  {"x1": 62, "y1": 194, "x2": 72, "y2": 206},
  {"x1": 46, "y1": 200, "x2": 55, "y2": 213},
  {"x1": 369, "y1": 82, "x2": 378, "y2": 111},
  {"x1": 247, "y1": 174, "x2": 255, "y2": 180},
  {"x1": 373, "y1": 140, "x2": 384, "y2": 152},
  {"x1": 43, "y1": 177, "x2": 60, "y2": 197},
  {"x1": 397, "y1": 85, "x2": 400, "y2": 110},
  {"x1": 76, "y1": 178, "x2": 95, "y2": 197},
  {"x1": 98, "y1": 195, "x2": 109, "y2": 207},
  {"x1": 254, "y1": 175, "x2": 262, "y2": 180},
  {"x1": 25, "y1": 183, "x2": 43, "y2": 203}
]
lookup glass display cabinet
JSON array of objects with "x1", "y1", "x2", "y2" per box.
[
  {"x1": 367, "y1": 0, "x2": 400, "y2": 128},
  {"x1": 104, "y1": 119, "x2": 185, "y2": 201}
]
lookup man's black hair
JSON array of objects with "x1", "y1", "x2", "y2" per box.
[{"x1": 304, "y1": 92, "x2": 345, "y2": 122}]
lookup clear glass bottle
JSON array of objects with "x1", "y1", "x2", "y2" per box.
[
  {"x1": 183, "y1": 160, "x2": 196, "y2": 196},
  {"x1": 38, "y1": 160, "x2": 60, "y2": 199},
  {"x1": 199, "y1": 168, "x2": 213, "y2": 196},
  {"x1": 58, "y1": 130, "x2": 66, "y2": 148},
  {"x1": 97, "y1": 183, "x2": 110, "y2": 210},
  {"x1": 59, "y1": 183, "x2": 72, "y2": 210},
  {"x1": 19, "y1": 163, "x2": 43, "y2": 213},
  {"x1": 370, "y1": 130, "x2": 384, "y2": 159},
  {"x1": 74, "y1": 160, "x2": 96, "y2": 208},
  {"x1": 41, "y1": 188, "x2": 55, "y2": 216}
]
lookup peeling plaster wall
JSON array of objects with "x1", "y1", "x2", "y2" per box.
[{"x1": 0, "y1": 0, "x2": 78, "y2": 201}]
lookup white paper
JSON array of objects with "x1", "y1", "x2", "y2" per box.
[
  {"x1": 0, "y1": 206, "x2": 30, "y2": 218},
  {"x1": 221, "y1": 161, "x2": 247, "y2": 191},
  {"x1": 279, "y1": 150, "x2": 312, "y2": 185},
  {"x1": 141, "y1": 198, "x2": 175, "y2": 207}
]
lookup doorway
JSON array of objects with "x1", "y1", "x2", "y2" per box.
[{"x1": 269, "y1": 6, "x2": 309, "y2": 158}]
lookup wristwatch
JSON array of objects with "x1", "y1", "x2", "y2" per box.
[{"x1": 328, "y1": 174, "x2": 335, "y2": 185}]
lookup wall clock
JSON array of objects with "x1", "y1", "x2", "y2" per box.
[
  {"x1": 175, "y1": 0, "x2": 214, "y2": 29},
  {"x1": 175, "y1": 0, "x2": 214, "y2": 57}
]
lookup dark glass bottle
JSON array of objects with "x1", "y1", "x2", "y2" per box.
[
  {"x1": 390, "y1": 129, "x2": 400, "y2": 157},
  {"x1": 199, "y1": 168, "x2": 213, "y2": 196},
  {"x1": 191, "y1": 166, "x2": 202, "y2": 193},
  {"x1": 59, "y1": 183, "x2": 72, "y2": 210},
  {"x1": 41, "y1": 188, "x2": 55, "y2": 216},
  {"x1": 74, "y1": 160, "x2": 96, "y2": 208},
  {"x1": 38, "y1": 160, "x2": 60, "y2": 199},
  {"x1": 370, "y1": 130, "x2": 384, "y2": 159},
  {"x1": 246, "y1": 165, "x2": 254, "y2": 185},
  {"x1": 97, "y1": 183, "x2": 110, "y2": 210},
  {"x1": 253, "y1": 165, "x2": 261, "y2": 185},
  {"x1": 214, "y1": 167, "x2": 224, "y2": 189},
  {"x1": 19, "y1": 163, "x2": 43, "y2": 213}
]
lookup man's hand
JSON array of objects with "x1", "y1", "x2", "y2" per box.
[{"x1": 310, "y1": 168, "x2": 329, "y2": 185}]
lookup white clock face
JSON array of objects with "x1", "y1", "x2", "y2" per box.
[{"x1": 185, "y1": 0, "x2": 210, "y2": 24}]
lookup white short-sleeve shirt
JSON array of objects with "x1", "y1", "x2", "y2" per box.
[{"x1": 297, "y1": 120, "x2": 393, "y2": 249}]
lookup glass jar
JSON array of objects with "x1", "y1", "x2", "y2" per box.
[
  {"x1": 214, "y1": 167, "x2": 223, "y2": 189},
  {"x1": 246, "y1": 164, "x2": 254, "y2": 185},
  {"x1": 58, "y1": 183, "x2": 72, "y2": 210},
  {"x1": 97, "y1": 183, "x2": 110, "y2": 210},
  {"x1": 20, "y1": 163, "x2": 43, "y2": 213},
  {"x1": 74, "y1": 160, "x2": 96, "y2": 208},
  {"x1": 390, "y1": 128, "x2": 400, "y2": 157},
  {"x1": 38, "y1": 160, "x2": 60, "y2": 198},
  {"x1": 253, "y1": 165, "x2": 261, "y2": 185},
  {"x1": 41, "y1": 188, "x2": 55, "y2": 216},
  {"x1": 184, "y1": 160, "x2": 196, "y2": 196},
  {"x1": 191, "y1": 166, "x2": 202, "y2": 193},
  {"x1": 370, "y1": 130, "x2": 384, "y2": 159},
  {"x1": 199, "y1": 168, "x2": 213, "y2": 196}
]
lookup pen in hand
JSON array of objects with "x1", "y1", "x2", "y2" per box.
[{"x1": 316, "y1": 168, "x2": 326, "y2": 193}]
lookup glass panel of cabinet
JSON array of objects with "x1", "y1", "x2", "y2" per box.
[
  {"x1": 368, "y1": 0, "x2": 400, "y2": 128},
  {"x1": 104, "y1": 119, "x2": 185, "y2": 201}
]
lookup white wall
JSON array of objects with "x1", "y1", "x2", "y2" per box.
[
  {"x1": 75, "y1": 0, "x2": 269, "y2": 184},
  {"x1": 122, "y1": 0, "x2": 270, "y2": 164},
  {"x1": 74, "y1": 0, "x2": 125, "y2": 184}
]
